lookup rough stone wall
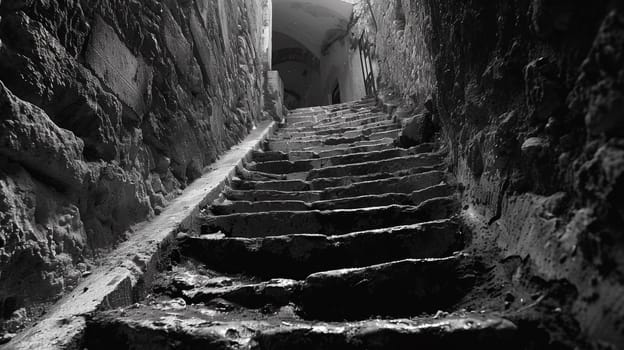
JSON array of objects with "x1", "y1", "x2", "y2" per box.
[
  {"x1": 358, "y1": 0, "x2": 624, "y2": 347},
  {"x1": 0, "y1": 0, "x2": 265, "y2": 324}
]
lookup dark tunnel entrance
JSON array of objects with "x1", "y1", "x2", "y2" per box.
[{"x1": 271, "y1": 0, "x2": 371, "y2": 108}]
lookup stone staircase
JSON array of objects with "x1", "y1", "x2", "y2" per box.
[{"x1": 84, "y1": 98, "x2": 523, "y2": 349}]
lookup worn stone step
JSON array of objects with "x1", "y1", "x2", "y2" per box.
[
  {"x1": 275, "y1": 122, "x2": 398, "y2": 141},
  {"x1": 320, "y1": 146, "x2": 430, "y2": 167},
  {"x1": 278, "y1": 126, "x2": 357, "y2": 138},
  {"x1": 299, "y1": 256, "x2": 463, "y2": 320},
  {"x1": 232, "y1": 178, "x2": 310, "y2": 192},
  {"x1": 268, "y1": 137, "x2": 395, "y2": 153},
  {"x1": 314, "y1": 110, "x2": 385, "y2": 123},
  {"x1": 306, "y1": 153, "x2": 442, "y2": 180},
  {"x1": 211, "y1": 200, "x2": 311, "y2": 214},
  {"x1": 182, "y1": 220, "x2": 462, "y2": 279},
  {"x1": 231, "y1": 164, "x2": 443, "y2": 193},
  {"x1": 309, "y1": 164, "x2": 444, "y2": 190},
  {"x1": 279, "y1": 120, "x2": 393, "y2": 138},
  {"x1": 246, "y1": 159, "x2": 317, "y2": 174},
  {"x1": 86, "y1": 306, "x2": 519, "y2": 350},
  {"x1": 252, "y1": 150, "x2": 289, "y2": 162},
  {"x1": 181, "y1": 278, "x2": 302, "y2": 308},
  {"x1": 237, "y1": 166, "x2": 286, "y2": 181},
  {"x1": 304, "y1": 141, "x2": 399, "y2": 159},
  {"x1": 210, "y1": 184, "x2": 454, "y2": 214},
  {"x1": 321, "y1": 171, "x2": 446, "y2": 199},
  {"x1": 314, "y1": 116, "x2": 393, "y2": 132},
  {"x1": 327, "y1": 111, "x2": 387, "y2": 123},
  {"x1": 248, "y1": 147, "x2": 435, "y2": 174},
  {"x1": 284, "y1": 150, "x2": 318, "y2": 161},
  {"x1": 154, "y1": 269, "x2": 302, "y2": 310},
  {"x1": 283, "y1": 114, "x2": 391, "y2": 134},
  {"x1": 314, "y1": 183, "x2": 453, "y2": 209},
  {"x1": 287, "y1": 103, "x2": 376, "y2": 120},
  {"x1": 251, "y1": 316, "x2": 519, "y2": 350},
  {"x1": 223, "y1": 187, "x2": 322, "y2": 202},
  {"x1": 286, "y1": 108, "x2": 379, "y2": 123},
  {"x1": 201, "y1": 197, "x2": 459, "y2": 237},
  {"x1": 313, "y1": 141, "x2": 434, "y2": 160},
  {"x1": 267, "y1": 139, "x2": 323, "y2": 152},
  {"x1": 368, "y1": 128, "x2": 401, "y2": 140},
  {"x1": 298, "y1": 138, "x2": 396, "y2": 154},
  {"x1": 254, "y1": 142, "x2": 433, "y2": 163},
  {"x1": 280, "y1": 171, "x2": 312, "y2": 181},
  {"x1": 254, "y1": 147, "x2": 394, "y2": 165},
  {"x1": 281, "y1": 112, "x2": 380, "y2": 130}
]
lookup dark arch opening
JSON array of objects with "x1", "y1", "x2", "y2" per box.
[{"x1": 272, "y1": 31, "x2": 323, "y2": 109}]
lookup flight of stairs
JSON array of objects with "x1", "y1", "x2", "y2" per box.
[{"x1": 84, "y1": 98, "x2": 522, "y2": 349}]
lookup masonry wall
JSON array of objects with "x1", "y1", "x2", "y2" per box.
[
  {"x1": 0, "y1": 0, "x2": 266, "y2": 325},
  {"x1": 321, "y1": 38, "x2": 367, "y2": 104},
  {"x1": 357, "y1": 0, "x2": 624, "y2": 347}
]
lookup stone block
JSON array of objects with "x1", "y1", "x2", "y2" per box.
[{"x1": 85, "y1": 16, "x2": 152, "y2": 117}]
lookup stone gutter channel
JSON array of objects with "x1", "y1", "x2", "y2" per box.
[{"x1": 5, "y1": 120, "x2": 277, "y2": 350}]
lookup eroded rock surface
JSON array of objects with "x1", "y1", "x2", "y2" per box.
[
  {"x1": 0, "y1": 0, "x2": 266, "y2": 333},
  {"x1": 353, "y1": 0, "x2": 624, "y2": 347}
]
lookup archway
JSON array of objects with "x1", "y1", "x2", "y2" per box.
[{"x1": 272, "y1": 0, "x2": 367, "y2": 106}]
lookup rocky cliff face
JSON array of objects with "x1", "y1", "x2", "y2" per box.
[
  {"x1": 0, "y1": 0, "x2": 265, "y2": 329},
  {"x1": 357, "y1": 0, "x2": 624, "y2": 347}
]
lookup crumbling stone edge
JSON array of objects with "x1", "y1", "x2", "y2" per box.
[{"x1": 4, "y1": 120, "x2": 277, "y2": 350}]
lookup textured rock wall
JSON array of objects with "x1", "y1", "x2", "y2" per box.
[
  {"x1": 0, "y1": 0, "x2": 265, "y2": 325},
  {"x1": 358, "y1": 0, "x2": 624, "y2": 347}
]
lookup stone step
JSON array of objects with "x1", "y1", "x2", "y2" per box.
[
  {"x1": 223, "y1": 187, "x2": 322, "y2": 202},
  {"x1": 300, "y1": 138, "x2": 396, "y2": 153},
  {"x1": 210, "y1": 184, "x2": 454, "y2": 214},
  {"x1": 211, "y1": 200, "x2": 311, "y2": 214},
  {"x1": 248, "y1": 147, "x2": 433, "y2": 174},
  {"x1": 287, "y1": 102, "x2": 376, "y2": 119},
  {"x1": 267, "y1": 137, "x2": 396, "y2": 153},
  {"x1": 274, "y1": 126, "x2": 400, "y2": 144},
  {"x1": 231, "y1": 164, "x2": 444, "y2": 192},
  {"x1": 201, "y1": 197, "x2": 459, "y2": 237},
  {"x1": 321, "y1": 171, "x2": 446, "y2": 199},
  {"x1": 306, "y1": 153, "x2": 442, "y2": 180},
  {"x1": 181, "y1": 278, "x2": 302, "y2": 308},
  {"x1": 246, "y1": 159, "x2": 317, "y2": 174},
  {"x1": 313, "y1": 142, "x2": 434, "y2": 159},
  {"x1": 251, "y1": 150, "x2": 289, "y2": 162},
  {"x1": 312, "y1": 107, "x2": 382, "y2": 119},
  {"x1": 315, "y1": 114, "x2": 392, "y2": 130},
  {"x1": 299, "y1": 256, "x2": 464, "y2": 320},
  {"x1": 154, "y1": 269, "x2": 302, "y2": 310},
  {"x1": 182, "y1": 220, "x2": 462, "y2": 279},
  {"x1": 286, "y1": 105, "x2": 377, "y2": 120},
  {"x1": 275, "y1": 122, "x2": 398, "y2": 141},
  {"x1": 314, "y1": 185, "x2": 454, "y2": 210},
  {"x1": 368, "y1": 128, "x2": 401, "y2": 140},
  {"x1": 283, "y1": 113, "x2": 390, "y2": 132},
  {"x1": 86, "y1": 308, "x2": 519, "y2": 350},
  {"x1": 232, "y1": 178, "x2": 311, "y2": 192},
  {"x1": 283, "y1": 109, "x2": 376, "y2": 125},
  {"x1": 278, "y1": 126, "x2": 356, "y2": 138},
  {"x1": 252, "y1": 142, "x2": 403, "y2": 164},
  {"x1": 309, "y1": 164, "x2": 444, "y2": 190},
  {"x1": 277, "y1": 119, "x2": 394, "y2": 138},
  {"x1": 251, "y1": 316, "x2": 519, "y2": 350},
  {"x1": 237, "y1": 166, "x2": 286, "y2": 181},
  {"x1": 302, "y1": 141, "x2": 402, "y2": 160}
]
